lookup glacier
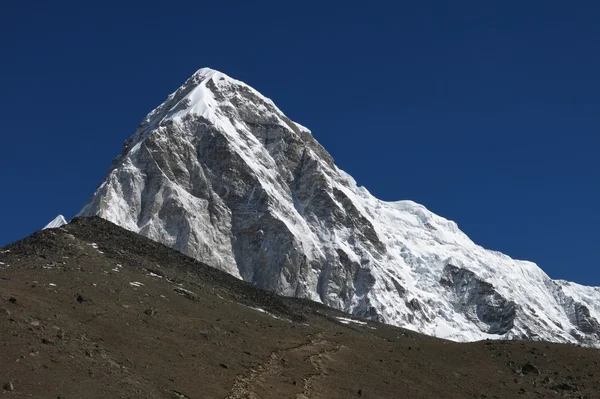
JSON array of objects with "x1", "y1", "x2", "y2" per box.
[{"x1": 79, "y1": 68, "x2": 600, "y2": 346}]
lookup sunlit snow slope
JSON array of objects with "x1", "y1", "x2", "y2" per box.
[
  {"x1": 43, "y1": 215, "x2": 68, "y2": 230},
  {"x1": 79, "y1": 68, "x2": 600, "y2": 346}
]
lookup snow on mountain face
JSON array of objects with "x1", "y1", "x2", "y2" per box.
[
  {"x1": 79, "y1": 68, "x2": 600, "y2": 346},
  {"x1": 43, "y1": 215, "x2": 68, "y2": 230}
]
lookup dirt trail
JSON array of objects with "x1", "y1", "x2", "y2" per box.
[{"x1": 227, "y1": 333, "x2": 343, "y2": 399}]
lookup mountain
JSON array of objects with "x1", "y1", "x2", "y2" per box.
[
  {"x1": 2, "y1": 217, "x2": 599, "y2": 398},
  {"x1": 79, "y1": 68, "x2": 600, "y2": 346},
  {"x1": 43, "y1": 214, "x2": 68, "y2": 230}
]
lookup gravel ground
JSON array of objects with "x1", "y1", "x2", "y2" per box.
[{"x1": 0, "y1": 217, "x2": 599, "y2": 398}]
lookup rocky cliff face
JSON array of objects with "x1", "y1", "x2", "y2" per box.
[{"x1": 79, "y1": 68, "x2": 600, "y2": 346}]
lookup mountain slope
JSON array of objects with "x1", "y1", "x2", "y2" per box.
[
  {"x1": 79, "y1": 68, "x2": 600, "y2": 346},
  {"x1": 2, "y1": 217, "x2": 600, "y2": 398}
]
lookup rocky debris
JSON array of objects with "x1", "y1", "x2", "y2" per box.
[
  {"x1": 541, "y1": 376, "x2": 554, "y2": 385},
  {"x1": 173, "y1": 287, "x2": 197, "y2": 301},
  {"x1": 170, "y1": 391, "x2": 190, "y2": 399},
  {"x1": 3, "y1": 381, "x2": 14, "y2": 391},
  {"x1": 8, "y1": 297, "x2": 17, "y2": 303},
  {"x1": 551, "y1": 382, "x2": 578, "y2": 392},
  {"x1": 145, "y1": 268, "x2": 165, "y2": 278},
  {"x1": 144, "y1": 308, "x2": 156, "y2": 316},
  {"x1": 76, "y1": 294, "x2": 90, "y2": 303},
  {"x1": 520, "y1": 362, "x2": 540, "y2": 375}
]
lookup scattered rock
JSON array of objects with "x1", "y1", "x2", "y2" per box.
[
  {"x1": 3, "y1": 381, "x2": 14, "y2": 391},
  {"x1": 551, "y1": 382, "x2": 578, "y2": 391},
  {"x1": 8, "y1": 297, "x2": 16, "y2": 303},
  {"x1": 146, "y1": 268, "x2": 165, "y2": 278},
  {"x1": 76, "y1": 294, "x2": 90, "y2": 303},
  {"x1": 520, "y1": 363, "x2": 540, "y2": 375},
  {"x1": 173, "y1": 287, "x2": 198, "y2": 301},
  {"x1": 42, "y1": 338, "x2": 55, "y2": 345},
  {"x1": 219, "y1": 363, "x2": 228, "y2": 369},
  {"x1": 144, "y1": 308, "x2": 157, "y2": 316}
]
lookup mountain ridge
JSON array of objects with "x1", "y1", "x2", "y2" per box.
[
  {"x1": 78, "y1": 67, "x2": 600, "y2": 346},
  {"x1": 3, "y1": 216, "x2": 600, "y2": 398}
]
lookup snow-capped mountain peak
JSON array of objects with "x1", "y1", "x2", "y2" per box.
[
  {"x1": 43, "y1": 215, "x2": 68, "y2": 230},
  {"x1": 79, "y1": 68, "x2": 600, "y2": 346}
]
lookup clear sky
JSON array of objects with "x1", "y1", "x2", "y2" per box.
[{"x1": 1, "y1": 1, "x2": 599, "y2": 285}]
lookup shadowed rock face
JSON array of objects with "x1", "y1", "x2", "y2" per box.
[
  {"x1": 560, "y1": 294, "x2": 600, "y2": 344},
  {"x1": 79, "y1": 68, "x2": 600, "y2": 346},
  {"x1": 573, "y1": 303, "x2": 600, "y2": 334},
  {"x1": 440, "y1": 264, "x2": 517, "y2": 335}
]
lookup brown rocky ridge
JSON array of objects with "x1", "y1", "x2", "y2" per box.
[{"x1": 1, "y1": 217, "x2": 599, "y2": 398}]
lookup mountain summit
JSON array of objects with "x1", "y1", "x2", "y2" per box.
[
  {"x1": 79, "y1": 68, "x2": 600, "y2": 345},
  {"x1": 43, "y1": 215, "x2": 68, "y2": 230}
]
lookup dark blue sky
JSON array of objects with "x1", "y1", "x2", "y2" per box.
[{"x1": 1, "y1": 1, "x2": 599, "y2": 285}]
